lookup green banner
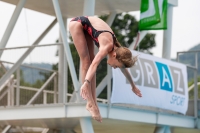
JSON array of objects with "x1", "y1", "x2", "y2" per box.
[{"x1": 139, "y1": 0, "x2": 168, "y2": 30}]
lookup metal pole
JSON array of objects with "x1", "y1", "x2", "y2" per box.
[
  {"x1": 80, "y1": 118, "x2": 94, "y2": 133},
  {"x1": 0, "y1": 19, "x2": 57, "y2": 87},
  {"x1": 162, "y1": 5, "x2": 173, "y2": 59},
  {"x1": 52, "y1": 0, "x2": 80, "y2": 94},
  {"x1": 194, "y1": 53, "x2": 198, "y2": 127},
  {"x1": 10, "y1": 80, "x2": 15, "y2": 106},
  {"x1": 79, "y1": 0, "x2": 95, "y2": 133},
  {"x1": 154, "y1": 126, "x2": 166, "y2": 133},
  {"x1": 2, "y1": 125, "x2": 12, "y2": 133},
  {"x1": 0, "y1": 0, "x2": 27, "y2": 57},
  {"x1": 107, "y1": 64, "x2": 111, "y2": 116},
  {"x1": 43, "y1": 92, "x2": 47, "y2": 104},
  {"x1": 54, "y1": 76, "x2": 57, "y2": 103},
  {"x1": 83, "y1": 0, "x2": 95, "y2": 16},
  {"x1": 131, "y1": 30, "x2": 148, "y2": 50},
  {"x1": 176, "y1": 52, "x2": 180, "y2": 62},
  {"x1": 58, "y1": 18, "x2": 68, "y2": 103},
  {"x1": 164, "y1": 126, "x2": 171, "y2": 133},
  {"x1": 106, "y1": 12, "x2": 116, "y2": 26},
  {"x1": 58, "y1": 23, "x2": 63, "y2": 103},
  {"x1": 16, "y1": 68, "x2": 20, "y2": 106},
  {"x1": 7, "y1": 82, "x2": 11, "y2": 106},
  {"x1": 105, "y1": 12, "x2": 116, "y2": 117}
]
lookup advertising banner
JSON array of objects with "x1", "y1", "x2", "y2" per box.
[
  {"x1": 139, "y1": 0, "x2": 168, "y2": 30},
  {"x1": 111, "y1": 50, "x2": 188, "y2": 114}
]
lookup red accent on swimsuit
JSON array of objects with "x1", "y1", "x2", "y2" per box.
[{"x1": 71, "y1": 16, "x2": 116, "y2": 50}]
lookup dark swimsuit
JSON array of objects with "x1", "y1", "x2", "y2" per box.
[{"x1": 71, "y1": 16, "x2": 116, "y2": 50}]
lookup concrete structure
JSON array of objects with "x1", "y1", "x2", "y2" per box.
[{"x1": 0, "y1": 0, "x2": 199, "y2": 133}]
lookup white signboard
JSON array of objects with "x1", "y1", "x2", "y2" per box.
[{"x1": 111, "y1": 50, "x2": 188, "y2": 114}]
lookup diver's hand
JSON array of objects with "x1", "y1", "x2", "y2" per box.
[
  {"x1": 80, "y1": 82, "x2": 90, "y2": 100},
  {"x1": 132, "y1": 86, "x2": 142, "y2": 97}
]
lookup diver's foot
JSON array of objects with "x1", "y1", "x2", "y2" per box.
[{"x1": 86, "y1": 102, "x2": 102, "y2": 123}]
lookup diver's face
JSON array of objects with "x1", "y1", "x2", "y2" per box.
[{"x1": 107, "y1": 53, "x2": 124, "y2": 69}]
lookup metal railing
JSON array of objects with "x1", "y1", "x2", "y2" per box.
[
  {"x1": 177, "y1": 50, "x2": 199, "y2": 119},
  {"x1": 0, "y1": 61, "x2": 107, "y2": 106},
  {"x1": 0, "y1": 44, "x2": 59, "y2": 106},
  {"x1": 0, "y1": 44, "x2": 108, "y2": 106}
]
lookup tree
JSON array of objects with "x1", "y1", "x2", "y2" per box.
[{"x1": 100, "y1": 13, "x2": 156, "y2": 54}]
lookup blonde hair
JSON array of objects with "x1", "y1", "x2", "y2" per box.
[{"x1": 115, "y1": 42, "x2": 137, "y2": 68}]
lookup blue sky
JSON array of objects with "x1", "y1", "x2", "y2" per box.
[{"x1": 0, "y1": 0, "x2": 200, "y2": 64}]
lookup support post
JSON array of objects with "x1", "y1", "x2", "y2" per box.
[
  {"x1": 162, "y1": 4, "x2": 173, "y2": 59},
  {"x1": 164, "y1": 126, "x2": 171, "y2": 133},
  {"x1": 58, "y1": 18, "x2": 68, "y2": 103},
  {"x1": 83, "y1": 0, "x2": 95, "y2": 15},
  {"x1": 194, "y1": 59, "x2": 198, "y2": 127},
  {"x1": 154, "y1": 126, "x2": 166, "y2": 133},
  {"x1": 0, "y1": 0, "x2": 27, "y2": 57},
  {"x1": 10, "y1": 79, "x2": 15, "y2": 106},
  {"x1": 54, "y1": 76, "x2": 57, "y2": 103},
  {"x1": 58, "y1": 43, "x2": 65, "y2": 103},
  {"x1": 80, "y1": 118, "x2": 94, "y2": 133},
  {"x1": 106, "y1": 12, "x2": 117, "y2": 116},
  {"x1": 154, "y1": 126, "x2": 171, "y2": 133},
  {"x1": 106, "y1": 12, "x2": 116, "y2": 26},
  {"x1": 7, "y1": 82, "x2": 11, "y2": 106},
  {"x1": 79, "y1": 1, "x2": 96, "y2": 133},
  {"x1": 16, "y1": 68, "x2": 20, "y2": 106},
  {"x1": 52, "y1": 0, "x2": 80, "y2": 96},
  {"x1": 129, "y1": 31, "x2": 148, "y2": 50},
  {"x1": 2, "y1": 125, "x2": 12, "y2": 133},
  {"x1": 0, "y1": 19, "x2": 57, "y2": 87},
  {"x1": 43, "y1": 92, "x2": 47, "y2": 104},
  {"x1": 16, "y1": 126, "x2": 24, "y2": 133}
]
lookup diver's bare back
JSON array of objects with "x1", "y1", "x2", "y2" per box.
[{"x1": 88, "y1": 16, "x2": 113, "y2": 33}]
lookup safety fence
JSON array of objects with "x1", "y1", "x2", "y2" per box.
[
  {"x1": 177, "y1": 50, "x2": 200, "y2": 117},
  {"x1": 0, "y1": 44, "x2": 108, "y2": 107}
]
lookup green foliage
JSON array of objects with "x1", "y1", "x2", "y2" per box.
[
  {"x1": 188, "y1": 85, "x2": 200, "y2": 99},
  {"x1": 100, "y1": 13, "x2": 156, "y2": 54},
  {"x1": 188, "y1": 77, "x2": 200, "y2": 99},
  {"x1": 139, "y1": 33, "x2": 156, "y2": 54},
  {"x1": 101, "y1": 14, "x2": 138, "y2": 47}
]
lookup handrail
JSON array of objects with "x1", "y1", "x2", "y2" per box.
[
  {"x1": 27, "y1": 72, "x2": 57, "y2": 105},
  {"x1": 12, "y1": 85, "x2": 108, "y2": 104},
  {"x1": 0, "y1": 75, "x2": 14, "y2": 92},
  {"x1": 0, "y1": 77, "x2": 15, "y2": 101},
  {"x1": 188, "y1": 82, "x2": 200, "y2": 92}
]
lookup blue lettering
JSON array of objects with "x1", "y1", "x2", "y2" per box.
[
  {"x1": 155, "y1": 62, "x2": 173, "y2": 92},
  {"x1": 170, "y1": 95, "x2": 185, "y2": 106}
]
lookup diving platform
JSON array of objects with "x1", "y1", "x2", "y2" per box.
[
  {"x1": 0, "y1": 0, "x2": 199, "y2": 133},
  {"x1": 0, "y1": 102, "x2": 199, "y2": 132}
]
